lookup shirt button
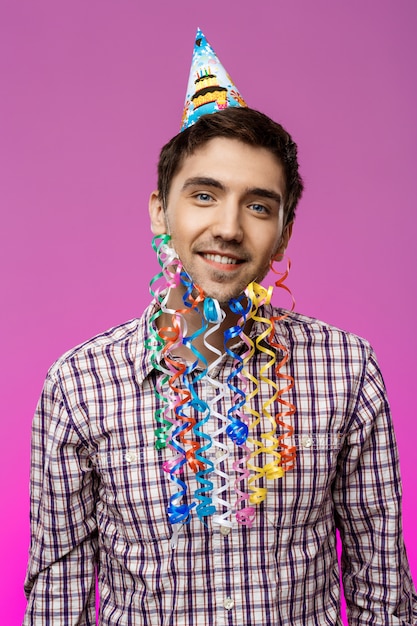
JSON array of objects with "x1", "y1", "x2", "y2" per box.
[
  {"x1": 216, "y1": 449, "x2": 225, "y2": 459},
  {"x1": 125, "y1": 452, "x2": 136, "y2": 463},
  {"x1": 302, "y1": 436, "x2": 313, "y2": 448},
  {"x1": 220, "y1": 525, "x2": 231, "y2": 536},
  {"x1": 223, "y1": 597, "x2": 234, "y2": 610}
]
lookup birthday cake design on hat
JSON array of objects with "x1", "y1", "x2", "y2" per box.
[{"x1": 181, "y1": 28, "x2": 247, "y2": 131}]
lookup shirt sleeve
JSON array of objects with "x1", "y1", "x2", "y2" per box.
[
  {"x1": 333, "y1": 346, "x2": 417, "y2": 625},
  {"x1": 23, "y1": 370, "x2": 98, "y2": 626}
]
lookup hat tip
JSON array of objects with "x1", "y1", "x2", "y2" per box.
[{"x1": 181, "y1": 28, "x2": 246, "y2": 132}]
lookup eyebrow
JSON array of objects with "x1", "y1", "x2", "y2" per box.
[
  {"x1": 182, "y1": 177, "x2": 283, "y2": 205},
  {"x1": 181, "y1": 177, "x2": 226, "y2": 192},
  {"x1": 247, "y1": 187, "x2": 283, "y2": 205}
]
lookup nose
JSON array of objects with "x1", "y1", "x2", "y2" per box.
[{"x1": 210, "y1": 202, "x2": 243, "y2": 242}]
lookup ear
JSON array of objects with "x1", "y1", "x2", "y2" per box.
[
  {"x1": 273, "y1": 221, "x2": 293, "y2": 261},
  {"x1": 149, "y1": 191, "x2": 168, "y2": 235}
]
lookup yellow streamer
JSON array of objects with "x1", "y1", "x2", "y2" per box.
[{"x1": 242, "y1": 283, "x2": 283, "y2": 505}]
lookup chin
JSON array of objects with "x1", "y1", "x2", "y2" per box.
[
  {"x1": 186, "y1": 273, "x2": 256, "y2": 306},
  {"x1": 203, "y1": 287, "x2": 247, "y2": 306}
]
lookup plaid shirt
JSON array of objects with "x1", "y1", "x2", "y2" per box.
[{"x1": 24, "y1": 302, "x2": 417, "y2": 625}]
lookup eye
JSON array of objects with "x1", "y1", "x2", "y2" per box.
[
  {"x1": 249, "y1": 203, "x2": 269, "y2": 215},
  {"x1": 194, "y1": 192, "x2": 213, "y2": 203}
]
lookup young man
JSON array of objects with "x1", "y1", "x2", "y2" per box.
[{"x1": 24, "y1": 31, "x2": 416, "y2": 626}]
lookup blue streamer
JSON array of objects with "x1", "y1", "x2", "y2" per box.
[{"x1": 223, "y1": 295, "x2": 252, "y2": 445}]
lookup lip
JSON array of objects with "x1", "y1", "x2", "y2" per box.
[{"x1": 198, "y1": 251, "x2": 245, "y2": 271}]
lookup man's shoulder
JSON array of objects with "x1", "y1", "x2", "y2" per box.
[
  {"x1": 48, "y1": 317, "x2": 143, "y2": 378},
  {"x1": 268, "y1": 305, "x2": 371, "y2": 352}
]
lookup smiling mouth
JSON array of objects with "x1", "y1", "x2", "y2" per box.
[{"x1": 201, "y1": 253, "x2": 243, "y2": 265}]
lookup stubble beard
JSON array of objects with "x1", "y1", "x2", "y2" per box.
[{"x1": 182, "y1": 262, "x2": 272, "y2": 307}]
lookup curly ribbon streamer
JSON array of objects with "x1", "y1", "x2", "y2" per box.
[
  {"x1": 146, "y1": 235, "x2": 183, "y2": 450},
  {"x1": 147, "y1": 239, "x2": 215, "y2": 526},
  {"x1": 224, "y1": 294, "x2": 252, "y2": 445},
  {"x1": 148, "y1": 237, "x2": 198, "y2": 525},
  {"x1": 227, "y1": 291, "x2": 259, "y2": 524},
  {"x1": 268, "y1": 257, "x2": 297, "y2": 471},
  {"x1": 176, "y1": 270, "x2": 209, "y2": 470},
  {"x1": 235, "y1": 283, "x2": 282, "y2": 506},
  {"x1": 173, "y1": 271, "x2": 220, "y2": 522},
  {"x1": 148, "y1": 250, "x2": 218, "y2": 527},
  {"x1": 202, "y1": 298, "x2": 237, "y2": 528},
  {"x1": 199, "y1": 299, "x2": 233, "y2": 526},
  {"x1": 222, "y1": 294, "x2": 258, "y2": 525},
  {"x1": 148, "y1": 234, "x2": 296, "y2": 530}
]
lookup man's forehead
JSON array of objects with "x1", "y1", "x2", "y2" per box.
[
  {"x1": 175, "y1": 136, "x2": 283, "y2": 171},
  {"x1": 171, "y1": 137, "x2": 286, "y2": 195}
]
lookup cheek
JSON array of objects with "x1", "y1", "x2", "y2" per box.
[
  {"x1": 255, "y1": 232, "x2": 282, "y2": 260},
  {"x1": 168, "y1": 216, "x2": 203, "y2": 246},
  {"x1": 166, "y1": 209, "x2": 191, "y2": 233}
]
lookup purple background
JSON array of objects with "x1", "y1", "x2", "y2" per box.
[{"x1": 1, "y1": 1, "x2": 416, "y2": 623}]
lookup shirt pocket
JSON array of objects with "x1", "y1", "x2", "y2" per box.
[{"x1": 97, "y1": 445, "x2": 173, "y2": 543}]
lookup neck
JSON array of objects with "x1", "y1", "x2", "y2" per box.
[{"x1": 156, "y1": 285, "x2": 254, "y2": 365}]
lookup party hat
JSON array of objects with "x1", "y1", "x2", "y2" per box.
[{"x1": 181, "y1": 28, "x2": 247, "y2": 131}]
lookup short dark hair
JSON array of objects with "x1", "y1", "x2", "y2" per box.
[{"x1": 157, "y1": 107, "x2": 303, "y2": 226}]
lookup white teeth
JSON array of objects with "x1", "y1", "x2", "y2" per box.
[{"x1": 204, "y1": 253, "x2": 238, "y2": 265}]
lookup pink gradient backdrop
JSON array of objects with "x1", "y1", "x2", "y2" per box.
[{"x1": 1, "y1": 1, "x2": 416, "y2": 623}]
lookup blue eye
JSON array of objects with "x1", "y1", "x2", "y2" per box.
[
  {"x1": 250, "y1": 203, "x2": 268, "y2": 214},
  {"x1": 196, "y1": 193, "x2": 213, "y2": 202}
]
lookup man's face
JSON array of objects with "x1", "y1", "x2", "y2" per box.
[{"x1": 149, "y1": 137, "x2": 292, "y2": 304}]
